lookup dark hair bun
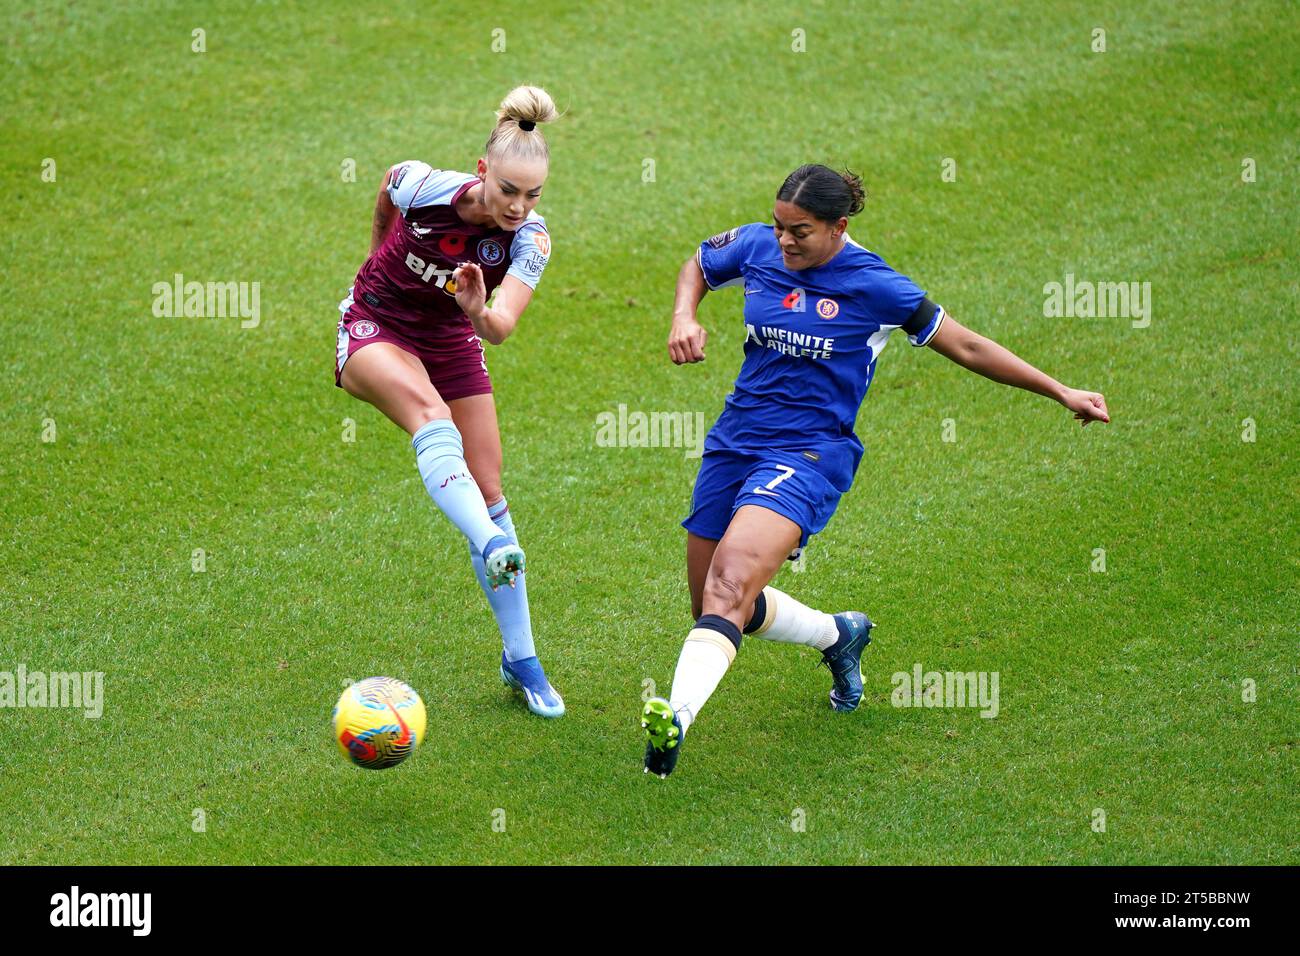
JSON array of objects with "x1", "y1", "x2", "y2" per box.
[
  {"x1": 840, "y1": 169, "x2": 866, "y2": 217},
  {"x1": 776, "y1": 164, "x2": 867, "y2": 222}
]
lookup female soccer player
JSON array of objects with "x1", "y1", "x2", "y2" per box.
[
  {"x1": 334, "y1": 86, "x2": 564, "y2": 717},
  {"x1": 642, "y1": 164, "x2": 1110, "y2": 775}
]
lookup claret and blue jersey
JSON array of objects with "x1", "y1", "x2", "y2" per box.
[
  {"x1": 683, "y1": 222, "x2": 945, "y2": 547},
  {"x1": 347, "y1": 160, "x2": 551, "y2": 349}
]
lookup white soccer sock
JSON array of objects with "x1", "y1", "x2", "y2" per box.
[
  {"x1": 667, "y1": 629, "x2": 736, "y2": 735},
  {"x1": 747, "y1": 586, "x2": 839, "y2": 651}
]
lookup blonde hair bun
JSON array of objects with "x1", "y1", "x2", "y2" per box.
[
  {"x1": 496, "y1": 85, "x2": 559, "y2": 128},
  {"x1": 485, "y1": 85, "x2": 558, "y2": 161}
]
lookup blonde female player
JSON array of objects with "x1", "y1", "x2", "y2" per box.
[
  {"x1": 334, "y1": 86, "x2": 564, "y2": 717},
  {"x1": 642, "y1": 164, "x2": 1110, "y2": 775}
]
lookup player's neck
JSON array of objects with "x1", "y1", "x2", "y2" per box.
[
  {"x1": 803, "y1": 236, "x2": 848, "y2": 270},
  {"x1": 455, "y1": 182, "x2": 494, "y2": 227}
]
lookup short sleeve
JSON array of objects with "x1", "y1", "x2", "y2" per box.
[
  {"x1": 696, "y1": 224, "x2": 759, "y2": 290},
  {"x1": 386, "y1": 162, "x2": 474, "y2": 217},
  {"x1": 901, "y1": 296, "x2": 946, "y2": 347},
  {"x1": 386, "y1": 161, "x2": 435, "y2": 216},
  {"x1": 505, "y1": 218, "x2": 550, "y2": 290},
  {"x1": 871, "y1": 268, "x2": 944, "y2": 346}
]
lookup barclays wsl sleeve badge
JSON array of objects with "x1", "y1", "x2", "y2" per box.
[{"x1": 707, "y1": 227, "x2": 739, "y2": 249}]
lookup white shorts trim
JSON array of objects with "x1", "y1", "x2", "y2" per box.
[{"x1": 335, "y1": 288, "x2": 354, "y2": 376}]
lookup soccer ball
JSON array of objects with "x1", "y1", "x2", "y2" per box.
[{"x1": 333, "y1": 677, "x2": 427, "y2": 769}]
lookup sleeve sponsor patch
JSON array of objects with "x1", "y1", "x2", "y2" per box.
[
  {"x1": 505, "y1": 224, "x2": 551, "y2": 290},
  {"x1": 389, "y1": 163, "x2": 410, "y2": 190},
  {"x1": 706, "y1": 227, "x2": 739, "y2": 249}
]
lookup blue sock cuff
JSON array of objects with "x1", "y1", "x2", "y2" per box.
[
  {"x1": 695, "y1": 613, "x2": 742, "y2": 651},
  {"x1": 743, "y1": 590, "x2": 767, "y2": 635},
  {"x1": 487, "y1": 497, "x2": 509, "y2": 520},
  {"x1": 412, "y1": 418, "x2": 461, "y2": 457}
]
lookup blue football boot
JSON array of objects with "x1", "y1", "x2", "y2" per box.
[
  {"x1": 641, "y1": 697, "x2": 684, "y2": 778},
  {"x1": 820, "y1": 611, "x2": 874, "y2": 712},
  {"x1": 500, "y1": 653, "x2": 565, "y2": 718}
]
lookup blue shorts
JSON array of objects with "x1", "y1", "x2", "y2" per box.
[{"x1": 682, "y1": 447, "x2": 843, "y2": 550}]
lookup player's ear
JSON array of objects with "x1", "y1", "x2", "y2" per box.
[{"x1": 477, "y1": 156, "x2": 488, "y2": 180}]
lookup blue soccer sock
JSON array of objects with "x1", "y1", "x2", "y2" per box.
[
  {"x1": 468, "y1": 497, "x2": 536, "y2": 662},
  {"x1": 412, "y1": 419, "x2": 502, "y2": 554}
]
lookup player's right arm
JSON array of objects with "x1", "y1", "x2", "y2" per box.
[
  {"x1": 370, "y1": 166, "x2": 399, "y2": 255},
  {"x1": 668, "y1": 255, "x2": 709, "y2": 364},
  {"x1": 668, "y1": 225, "x2": 753, "y2": 365}
]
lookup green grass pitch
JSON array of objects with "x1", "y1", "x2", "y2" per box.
[{"x1": 1, "y1": 0, "x2": 1296, "y2": 865}]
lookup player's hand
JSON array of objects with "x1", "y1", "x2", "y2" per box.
[
  {"x1": 1060, "y1": 387, "x2": 1110, "y2": 427},
  {"x1": 453, "y1": 262, "x2": 488, "y2": 320},
  {"x1": 668, "y1": 316, "x2": 707, "y2": 364}
]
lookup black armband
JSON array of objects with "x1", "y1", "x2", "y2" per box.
[{"x1": 902, "y1": 297, "x2": 940, "y2": 336}]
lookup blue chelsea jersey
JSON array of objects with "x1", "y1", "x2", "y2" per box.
[{"x1": 696, "y1": 222, "x2": 946, "y2": 491}]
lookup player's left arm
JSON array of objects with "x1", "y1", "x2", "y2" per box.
[
  {"x1": 927, "y1": 314, "x2": 1110, "y2": 426},
  {"x1": 452, "y1": 264, "x2": 530, "y2": 345}
]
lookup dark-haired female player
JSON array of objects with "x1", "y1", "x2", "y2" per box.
[
  {"x1": 335, "y1": 86, "x2": 564, "y2": 717},
  {"x1": 642, "y1": 164, "x2": 1109, "y2": 775}
]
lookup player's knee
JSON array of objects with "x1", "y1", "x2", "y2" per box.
[
  {"x1": 702, "y1": 564, "x2": 750, "y2": 616},
  {"x1": 409, "y1": 395, "x2": 451, "y2": 432}
]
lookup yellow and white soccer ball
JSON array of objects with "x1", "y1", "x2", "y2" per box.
[{"x1": 333, "y1": 677, "x2": 427, "y2": 769}]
